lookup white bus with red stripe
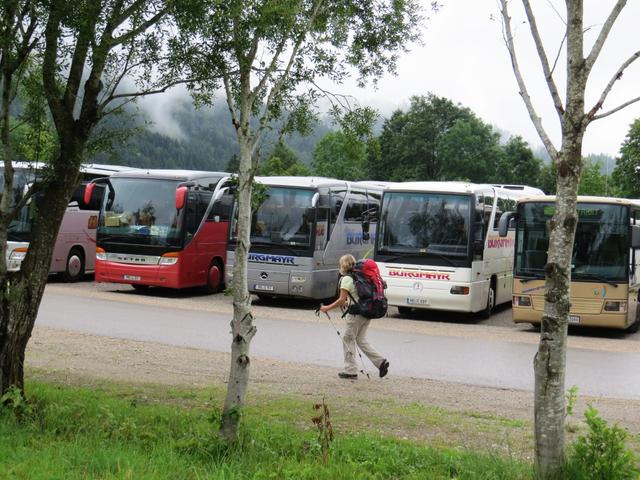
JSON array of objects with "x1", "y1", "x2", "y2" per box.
[{"x1": 374, "y1": 182, "x2": 543, "y2": 318}]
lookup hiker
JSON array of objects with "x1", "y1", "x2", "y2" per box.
[{"x1": 320, "y1": 254, "x2": 389, "y2": 380}]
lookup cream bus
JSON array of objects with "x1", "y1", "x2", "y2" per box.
[
  {"x1": 374, "y1": 182, "x2": 543, "y2": 318},
  {"x1": 498, "y1": 196, "x2": 640, "y2": 331}
]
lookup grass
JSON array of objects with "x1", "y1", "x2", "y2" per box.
[{"x1": 0, "y1": 380, "x2": 535, "y2": 479}]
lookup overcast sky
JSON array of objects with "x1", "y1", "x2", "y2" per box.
[{"x1": 334, "y1": 0, "x2": 640, "y2": 157}]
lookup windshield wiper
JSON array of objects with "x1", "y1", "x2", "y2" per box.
[
  {"x1": 517, "y1": 273, "x2": 545, "y2": 283},
  {"x1": 572, "y1": 272, "x2": 619, "y2": 288}
]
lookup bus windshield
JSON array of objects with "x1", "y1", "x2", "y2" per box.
[
  {"x1": 378, "y1": 192, "x2": 471, "y2": 258},
  {"x1": 98, "y1": 178, "x2": 184, "y2": 247},
  {"x1": 515, "y1": 202, "x2": 629, "y2": 282},
  {"x1": 0, "y1": 167, "x2": 39, "y2": 241},
  {"x1": 248, "y1": 187, "x2": 315, "y2": 247}
]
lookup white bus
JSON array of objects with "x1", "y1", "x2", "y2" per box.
[
  {"x1": 374, "y1": 182, "x2": 543, "y2": 317},
  {"x1": 225, "y1": 176, "x2": 387, "y2": 300},
  {"x1": 3, "y1": 162, "x2": 135, "y2": 281}
]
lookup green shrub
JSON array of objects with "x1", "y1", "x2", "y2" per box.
[{"x1": 566, "y1": 405, "x2": 638, "y2": 480}]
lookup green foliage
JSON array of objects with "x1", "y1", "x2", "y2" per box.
[
  {"x1": 578, "y1": 158, "x2": 610, "y2": 196},
  {"x1": 566, "y1": 405, "x2": 639, "y2": 480},
  {"x1": 372, "y1": 94, "x2": 505, "y2": 182},
  {"x1": 258, "y1": 140, "x2": 310, "y2": 176},
  {"x1": 565, "y1": 386, "x2": 578, "y2": 418},
  {"x1": 312, "y1": 131, "x2": 367, "y2": 180},
  {"x1": 0, "y1": 381, "x2": 533, "y2": 479},
  {"x1": 497, "y1": 136, "x2": 543, "y2": 187},
  {"x1": 0, "y1": 386, "x2": 32, "y2": 419},
  {"x1": 438, "y1": 116, "x2": 503, "y2": 183},
  {"x1": 612, "y1": 118, "x2": 640, "y2": 198}
]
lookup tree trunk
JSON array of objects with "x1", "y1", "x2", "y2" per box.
[
  {"x1": 534, "y1": 141, "x2": 583, "y2": 476},
  {"x1": 220, "y1": 133, "x2": 257, "y2": 440},
  {"x1": 0, "y1": 148, "x2": 82, "y2": 395}
]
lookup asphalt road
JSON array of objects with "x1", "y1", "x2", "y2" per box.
[{"x1": 37, "y1": 278, "x2": 640, "y2": 399}]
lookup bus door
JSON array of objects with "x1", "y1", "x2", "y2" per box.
[{"x1": 182, "y1": 191, "x2": 212, "y2": 285}]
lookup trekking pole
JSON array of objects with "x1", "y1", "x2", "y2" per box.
[{"x1": 315, "y1": 306, "x2": 370, "y2": 379}]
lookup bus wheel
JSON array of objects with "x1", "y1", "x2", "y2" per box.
[
  {"x1": 204, "y1": 259, "x2": 224, "y2": 294},
  {"x1": 479, "y1": 285, "x2": 495, "y2": 319},
  {"x1": 397, "y1": 306, "x2": 413, "y2": 316},
  {"x1": 60, "y1": 248, "x2": 85, "y2": 282},
  {"x1": 626, "y1": 310, "x2": 640, "y2": 334}
]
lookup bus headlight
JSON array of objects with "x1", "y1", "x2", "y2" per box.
[
  {"x1": 159, "y1": 252, "x2": 180, "y2": 265},
  {"x1": 513, "y1": 295, "x2": 532, "y2": 307},
  {"x1": 96, "y1": 247, "x2": 107, "y2": 261},
  {"x1": 291, "y1": 276, "x2": 306, "y2": 283},
  {"x1": 9, "y1": 247, "x2": 28, "y2": 261},
  {"x1": 450, "y1": 286, "x2": 469, "y2": 295},
  {"x1": 603, "y1": 301, "x2": 627, "y2": 313}
]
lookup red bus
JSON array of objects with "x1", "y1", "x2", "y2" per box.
[{"x1": 86, "y1": 169, "x2": 233, "y2": 291}]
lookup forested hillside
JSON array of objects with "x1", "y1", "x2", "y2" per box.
[{"x1": 89, "y1": 100, "x2": 330, "y2": 170}]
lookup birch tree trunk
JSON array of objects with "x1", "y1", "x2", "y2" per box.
[{"x1": 220, "y1": 127, "x2": 257, "y2": 440}]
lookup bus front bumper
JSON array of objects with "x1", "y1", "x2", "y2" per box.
[{"x1": 95, "y1": 260, "x2": 182, "y2": 289}]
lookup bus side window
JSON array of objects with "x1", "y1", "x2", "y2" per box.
[
  {"x1": 494, "y1": 197, "x2": 516, "y2": 230},
  {"x1": 208, "y1": 192, "x2": 233, "y2": 222},
  {"x1": 366, "y1": 191, "x2": 381, "y2": 222},
  {"x1": 329, "y1": 189, "x2": 346, "y2": 235},
  {"x1": 185, "y1": 192, "x2": 211, "y2": 242},
  {"x1": 344, "y1": 190, "x2": 368, "y2": 222}
]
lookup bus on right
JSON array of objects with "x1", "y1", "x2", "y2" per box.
[{"x1": 499, "y1": 196, "x2": 640, "y2": 331}]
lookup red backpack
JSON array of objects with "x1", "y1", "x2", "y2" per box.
[{"x1": 344, "y1": 259, "x2": 388, "y2": 319}]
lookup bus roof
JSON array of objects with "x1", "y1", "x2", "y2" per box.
[
  {"x1": 255, "y1": 176, "x2": 348, "y2": 189},
  {"x1": 385, "y1": 181, "x2": 542, "y2": 197},
  {"x1": 517, "y1": 195, "x2": 640, "y2": 206},
  {"x1": 109, "y1": 169, "x2": 229, "y2": 181},
  {"x1": 80, "y1": 163, "x2": 140, "y2": 176}
]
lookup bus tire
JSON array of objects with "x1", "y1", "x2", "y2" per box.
[
  {"x1": 204, "y1": 259, "x2": 224, "y2": 294},
  {"x1": 626, "y1": 309, "x2": 640, "y2": 334},
  {"x1": 479, "y1": 284, "x2": 495, "y2": 319},
  {"x1": 60, "y1": 247, "x2": 85, "y2": 283},
  {"x1": 397, "y1": 306, "x2": 413, "y2": 316}
]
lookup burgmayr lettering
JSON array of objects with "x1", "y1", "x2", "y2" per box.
[
  {"x1": 388, "y1": 270, "x2": 450, "y2": 281},
  {"x1": 248, "y1": 253, "x2": 295, "y2": 264}
]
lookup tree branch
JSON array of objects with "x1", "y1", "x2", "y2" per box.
[
  {"x1": 591, "y1": 96, "x2": 640, "y2": 121},
  {"x1": 499, "y1": 0, "x2": 558, "y2": 159},
  {"x1": 522, "y1": 0, "x2": 564, "y2": 117},
  {"x1": 586, "y1": 49, "x2": 640, "y2": 121},
  {"x1": 584, "y1": 0, "x2": 626, "y2": 74}
]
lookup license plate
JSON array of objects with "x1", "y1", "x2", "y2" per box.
[
  {"x1": 569, "y1": 315, "x2": 580, "y2": 324},
  {"x1": 406, "y1": 297, "x2": 429, "y2": 305},
  {"x1": 124, "y1": 275, "x2": 141, "y2": 281},
  {"x1": 254, "y1": 284, "x2": 274, "y2": 292}
]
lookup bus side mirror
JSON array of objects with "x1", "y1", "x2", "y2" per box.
[
  {"x1": 498, "y1": 211, "x2": 516, "y2": 237},
  {"x1": 83, "y1": 183, "x2": 95, "y2": 206},
  {"x1": 213, "y1": 187, "x2": 229, "y2": 203},
  {"x1": 176, "y1": 186, "x2": 188, "y2": 210},
  {"x1": 362, "y1": 218, "x2": 370, "y2": 241},
  {"x1": 632, "y1": 225, "x2": 640, "y2": 249}
]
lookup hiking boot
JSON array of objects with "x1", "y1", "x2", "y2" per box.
[
  {"x1": 338, "y1": 372, "x2": 358, "y2": 380},
  {"x1": 379, "y1": 359, "x2": 389, "y2": 378}
]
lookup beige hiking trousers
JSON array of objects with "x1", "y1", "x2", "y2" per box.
[{"x1": 342, "y1": 314, "x2": 385, "y2": 375}]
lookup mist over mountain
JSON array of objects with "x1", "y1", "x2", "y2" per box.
[{"x1": 90, "y1": 97, "x2": 331, "y2": 171}]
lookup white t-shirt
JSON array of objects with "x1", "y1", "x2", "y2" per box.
[{"x1": 339, "y1": 275, "x2": 358, "y2": 302}]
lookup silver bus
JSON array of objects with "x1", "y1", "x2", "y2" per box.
[{"x1": 225, "y1": 177, "x2": 387, "y2": 300}]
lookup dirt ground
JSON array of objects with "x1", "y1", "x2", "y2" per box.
[{"x1": 25, "y1": 324, "x2": 640, "y2": 459}]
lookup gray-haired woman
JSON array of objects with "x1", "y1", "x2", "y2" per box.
[{"x1": 320, "y1": 254, "x2": 389, "y2": 380}]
